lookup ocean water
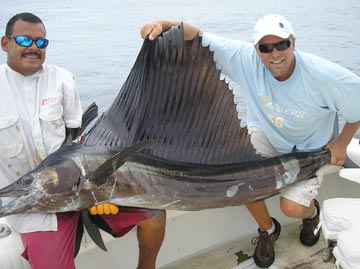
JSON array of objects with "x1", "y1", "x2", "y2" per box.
[{"x1": 1, "y1": 0, "x2": 359, "y2": 136}]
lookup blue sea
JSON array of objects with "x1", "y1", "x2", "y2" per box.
[{"x1": 1, "y1": 0, "x2": 359, "y2": 137}]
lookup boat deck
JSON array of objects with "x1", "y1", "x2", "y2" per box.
[{"x1": 162, "y1": 221, "x2": 334, "y2": 269}]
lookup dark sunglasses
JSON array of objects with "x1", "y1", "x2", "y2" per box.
[
  {"x1": 7, "y1": 35, "x2": 49, "y2": 49},
  {"x1": 257, "y1": 39, "x2": 292, "y2": 53}
]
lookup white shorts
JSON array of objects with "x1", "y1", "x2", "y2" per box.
[{"x1": 248, "y1": 126, "x2": 321, "y2": 207}]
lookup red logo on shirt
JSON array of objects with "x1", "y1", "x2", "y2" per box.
[{"x1": 42, "y1": 97, "x2": 57, "y2": 106}]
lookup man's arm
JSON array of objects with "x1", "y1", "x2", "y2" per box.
[
  {"x1": 140, "y1": 19, "x2": 202, "y2": 41},
  {"x1": 325, "y1": 120, "x2": 360, "y2": 166}
]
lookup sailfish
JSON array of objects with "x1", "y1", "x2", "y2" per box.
[{"x1": 0, "y1": 24, "x2": 331, "y2": 218}]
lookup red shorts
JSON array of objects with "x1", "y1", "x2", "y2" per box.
[{"x1": 20, "y1": 208, "x2": 160, "y2": 269}]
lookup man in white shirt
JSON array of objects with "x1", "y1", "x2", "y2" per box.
[
  {"x1": 1, "y1": 12, "x2": 165, "y2": 269},
  {"x1": 140, "y1": 15, "x2": 360, "y2": 268}
]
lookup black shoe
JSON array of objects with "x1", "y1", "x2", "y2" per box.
[
  {"x1": 300, "y1": 199, "x2": 321, "y2": 246},
  {"x1": 252, "y1": 217, "x2": 281, "y2": 268}
]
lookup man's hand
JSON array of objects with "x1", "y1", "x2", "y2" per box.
[
  {"x1": 140, "y1": 21, "x2": 164, "y2": 40},
  {"x1": 325, "y1": 139, "x2": 347, "y2": 166},
  {"x1": 140, "y1": 20, "x2": 201, "y2": 41},
  {"x1": 88, "y1": 203, "x2": 119, "y2": 215},
  {"x1": 325, "y1": 121, "x2": 360, "y2": 166}
]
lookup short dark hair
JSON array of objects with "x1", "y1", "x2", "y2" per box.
[{"x1": 5, "y1": 12, "x2": 45, "y2": 36}]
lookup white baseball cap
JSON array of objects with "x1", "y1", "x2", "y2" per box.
[{"x1": 253, "y1": 14, "x2": 295, "y2": 44}]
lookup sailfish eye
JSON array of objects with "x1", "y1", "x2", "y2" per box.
[{"x1": 21, "y1": 175, "x2": 34, "y2": 185}]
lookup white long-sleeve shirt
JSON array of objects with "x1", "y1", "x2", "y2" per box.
[{"x1": 0, "y1": 63, "x2": 82, "y2": 233}]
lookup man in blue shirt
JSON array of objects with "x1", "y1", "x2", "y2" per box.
[{"x1": 140, "y1": 15, "x2": 360, "y2": 268}]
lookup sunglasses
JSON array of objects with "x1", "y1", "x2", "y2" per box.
[
  {"x1": 7, "y1": 35, "x2": 49, "y2": 49},
  {"x1": 257, "y1": 39, "x2": 292, "y2": 53}
]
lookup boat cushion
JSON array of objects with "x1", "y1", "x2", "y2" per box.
[
  {"x1": 320, "y1": 198, "x2": 360, "y2": 269},
  {"x1": 332, "y1": 229, "x2": 360, "y2": 269}
]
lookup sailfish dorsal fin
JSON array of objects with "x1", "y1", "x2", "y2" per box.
[{"x1": 84, "y1": 23, "x2": 260, "y2": 164}]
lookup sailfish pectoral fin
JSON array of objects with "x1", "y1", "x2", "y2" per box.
[
  {"x1": 80, "y1": 209, "x2": 107, "y2": 252},
  {"x1": 88, "y1": 140, "x2": 155, "y2": 186}
]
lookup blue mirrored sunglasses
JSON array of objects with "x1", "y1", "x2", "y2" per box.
[{"x1": 7, "y1": 35, "x2": 49, "y2": 49}]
